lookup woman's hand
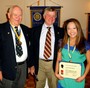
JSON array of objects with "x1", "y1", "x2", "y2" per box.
[
  {"x1": 55, "y1": 73, "x2": 64, "y2": 80},
  {"x1": 75, "y1": 75, "x2": 85, "y2": 82}
]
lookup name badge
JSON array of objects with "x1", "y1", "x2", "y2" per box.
[{"x1": 59, "y1": 62, "x2": 81, "y2": 79}]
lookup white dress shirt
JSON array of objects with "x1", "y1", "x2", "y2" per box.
[
  {"x1": 39, "y1": 23, "x2": 55, "y2": 60},
  {"x1": 11, "y1": 25, "x2": 28, "y2": 62}
]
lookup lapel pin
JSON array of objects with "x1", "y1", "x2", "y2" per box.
[
  {"x1": 26, "y1": 34, "x2": 28, "y2": 36},
  {"x1": 57, "y1": 32, "x2": 59, "y2": 34},
  {"x1": 7, "y1": 32, "x2": 10, "y2": 34}
]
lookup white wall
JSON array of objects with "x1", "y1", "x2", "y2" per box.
[{"x1": 0, "y1": 0, "x2": 90, "y2": 36}]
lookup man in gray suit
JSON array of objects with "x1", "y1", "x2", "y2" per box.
[{"x1": 0, "y1": 5, "x2": 30, "y2": 88}]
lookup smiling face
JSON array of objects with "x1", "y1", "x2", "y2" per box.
[
  {"x1": 8, "y1": 6, "x2": 22, "y2": 26},
  {"x1": 67, "y1": 22, "x2": 78, "y2": 40},
  {"x1": 43, "y1": 10, "x2": 56, "y2": 26}
]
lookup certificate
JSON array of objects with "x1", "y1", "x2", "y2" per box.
[{"x1": 59, "y1": 62, "x2": 81, "y2": 79}]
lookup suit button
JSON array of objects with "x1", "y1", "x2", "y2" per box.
[{"x1": 15, "y1": 66, "x2": 17, "y2": 69}]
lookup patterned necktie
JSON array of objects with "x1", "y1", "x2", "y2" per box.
[
  {"x1": 15, "y1": 27, "x2": 23, "y2": 57},
  {"x1": 43, "y1": 27, "x2": 51, "y2": 59}
]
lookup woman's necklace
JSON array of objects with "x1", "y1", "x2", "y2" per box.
[{"x1": 68, "y1": 38, "x2": 76, "y2": 62}]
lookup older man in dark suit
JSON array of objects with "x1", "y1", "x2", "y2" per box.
[
  {"x1": 29, "y1": 7, "x2": 64, "y2": 88},
  {"x1": 0, "y1": 5, "x2": 30, "y2": 88}
]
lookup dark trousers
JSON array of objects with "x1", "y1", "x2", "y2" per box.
[{"x1": 0, "y1": 62, "x2": 27, "y2": 88}]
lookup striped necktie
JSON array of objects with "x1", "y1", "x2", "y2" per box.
[
  {"x1": 43, "y1": 27, "x2": 51, "y2": 59},
  {"x1": 15, "y1": 27, "x2": 23, "y2": 57}
]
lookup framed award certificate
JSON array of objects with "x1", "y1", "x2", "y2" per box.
[{"x1": 59, "y1": 62, "x2": 81, "y2": 79}]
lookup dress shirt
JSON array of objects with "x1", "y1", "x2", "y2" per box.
[
  {"x1": 39, "y1": 23, "x2": 55, "y2": 60},
  {"x1": 11, "y1": 25, "x2": 28, "y2": 62}
]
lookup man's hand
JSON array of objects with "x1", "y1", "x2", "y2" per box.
[
  {"x1": 28, "y1": 66, "x2": 35, "y2": 75},
  {"x1": 0, "y1": 71, "x2": 2, "y2": 81}
]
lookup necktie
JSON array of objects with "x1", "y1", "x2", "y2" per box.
[
  {"x1": 15, "y1": 27, "x2": 23, "y2": 57},
  {"x1": 43, "y1": 27, "x2": 51, "y2": 59}
]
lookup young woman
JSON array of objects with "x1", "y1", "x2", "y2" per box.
[{"x1": 55, "y1": 18, "x2": 90, "y2": 88}]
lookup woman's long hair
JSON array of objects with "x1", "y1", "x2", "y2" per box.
[{"x1": 61, "y1": 18, "x2": 86, "y2": 54}]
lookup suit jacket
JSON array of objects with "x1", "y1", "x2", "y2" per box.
[
  {"x1": 0, "y1": 21, "x2": 30, "y2": 80},
  {"x1": 29, "y1": 25, "x2": 64, "y2": 75}
]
